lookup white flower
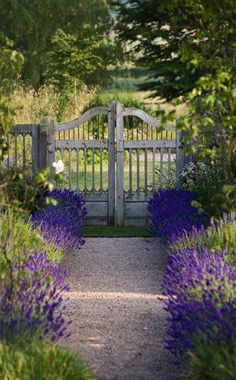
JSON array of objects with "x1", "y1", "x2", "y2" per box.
[{"x1": 52, "y1": 159, "x2": 64, "y2": 174}]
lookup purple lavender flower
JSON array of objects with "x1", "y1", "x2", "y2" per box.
[
  {"x1": 32, "y1": 189, "x2": 87, "y2": 252},
  {"x1": 148, "y1": 189, "x2": 208, "y2": 242},
  {"x1": 0, "y1": 252, "x2": 70, "y2": 341},
  {"x1": 163, "y1": 247, "x2": 236, "y2": 357}
]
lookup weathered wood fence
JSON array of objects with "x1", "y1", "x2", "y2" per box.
[{"x1": 8, "y1": 101, "x2": 190, "y2": 226}]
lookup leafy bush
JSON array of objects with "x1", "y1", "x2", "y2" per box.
[
  {"x1": 0, "y1": 209, "x2": 63, "y2": 269},
  {"x1": 148, "y1": 189, "x2": 208, "y2": 242},
  {"x1": 32, "y1": 189, "x2": 87, "y2": 252},
  {"x1": 82, "y1": 91, "x2": 152, "y2": 113},
  {"x1": 187, "y1": 340, "x2": 236, "y2": 380},
  {"x1": 181, "y1": 154, "x2": 233, "y2": 216},
  {"x1": 0, "y1": 339, "x2": 92, "y2": 380},
  {"x1": 0, "y1": 252, "x2": 69, "y2": 342},
  {"x1": 170, "y1": 214, "x2": 236, "y2": 258}
]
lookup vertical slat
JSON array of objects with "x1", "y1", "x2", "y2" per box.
[
  {"x1": 32, "y1": 125, "x2": 39, "y2": 173},
  {"x1": 61, "y1": 147, "x2": 65, "y2": 187},
  {"x1": 92, "y1": 119, "x2": 95, "y2": 140},
  {"x1": 137, "y1": 148, "x2": 140, "y2": 193},
  {"x1": 116, "y1": 102, "x2": 124, "y2": 226},
  {"x1": 176, "y1": 130, "x2": 184, "y2": 187},
  {"x1": 76, "y1": 148, "x2": 80, "y2": 192},
  {"x1": 141, "y1": 121, "x2": 144, "y2": 140},
  {"x1": 68, "y1": 148, "x2": 72, "y2": 189},
  {"x1": 100, "y1": 148, "x2": 103, "y2": 191},
  {"x1": 144, "y1": 148, "x2": 148, "y2": 193},
  {"x1": 160, "y1": 147, "x2": 163, "y2": 188},
  {"x1": 152, "y1": 147, "x2": 156, "y2": 190},
  {"x1": 129, "y1": 148, "x2": 132, "y2": 193},
  {"x1": 92, "y1": 147, "x2": 95, "y2": 191},
  {"x1": 97, "y1": 115, "x2": 100, "y2": 140},
  {"x1": 84, "y1": 147, "x2": 87, "y2": 191},
  {"x1": 108, "y1": 101, "x2": 115, "y2": 225},
  {"x1": 168, "y1": 147, "x2": 171, "y2": 177}
]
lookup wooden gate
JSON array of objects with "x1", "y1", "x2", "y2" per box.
[
  {"x1": 116, "y1": 102, "x2": 179, "y2": 226},
  {"x1": 54, "y1": 103, "x2": 116, "y2": 226},
  {"x1": 9, "y1": 101, "x2": 187, "y2": 226}
]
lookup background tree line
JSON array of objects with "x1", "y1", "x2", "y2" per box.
[{"x1": 0, "y1": 0, "x2": 122, "y2": 90}]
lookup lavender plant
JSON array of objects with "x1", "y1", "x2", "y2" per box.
[
  {"x1": 32, "y1": 189, "x2": 87, "y2": 252},
  {"x1": 163, "y1": 247, "x2": 236, "y2": 358},
  {"x1": 170, "y1": 213, "x2": 236, "y2": 258},
  {"x1": 148, "y1": 189, "x2": 208, "y2": 242},
  {"x1": 0, "y1": 252, "x2": 70, "y2": 342}
]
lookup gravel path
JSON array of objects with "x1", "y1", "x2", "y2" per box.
[{"x1": 62, "y1": 238, "x2": 178, "y2": 380}]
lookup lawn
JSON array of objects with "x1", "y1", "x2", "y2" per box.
[{"x1": 60, "y1": 160, "x2": 176, "y2": 192}]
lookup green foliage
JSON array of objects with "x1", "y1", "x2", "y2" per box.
[
  {"x1": 116, "y1": 0, "x2": 236, "y2": 212},
  {"x1": 0, "y1": 33, "x2": 24, "y2": 161},
  {"x1": 187, "y1": 340, "x2": 236, "y2": 380},
  {"x1": 171, "y1": 215, "x2": 236, "y2": 259},
  {"x1": 0, "y1": 208, "x2": 63, "y2": 278},
  {"x1": 45, "y1": 29, "x2": 103, "y2": 91},
  {"x1": 0, "y1": 0, "x2": 119, "y2": 89},
  {"x1": 0, "y1": 339, "x2": 92, "y2": 380},
  {"x1": 181, "y1": 154, "x2": 233, "y2": 216},
  {"x1": 83, "y1": 91, "x2": 152, "y2": 113},
  {"x1": 155, "y1": 166, "x2": 176, "y2": 190}
]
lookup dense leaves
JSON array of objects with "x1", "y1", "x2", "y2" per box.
[
  {"x1": 116, "y1": 0, "x2": 236, "y2": 209},
  {"x1": 0, "y1": 339, "x2": 92, "y2": 380},
  {"x1": 0, "y1": 0, "x2": 119, "y2": 89}
]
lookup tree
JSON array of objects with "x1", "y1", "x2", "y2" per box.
[
  {"x1": 45, "y1": 29, "x2": 103, "y2": 91},
  {"x1": 0, "y1": 0, "x2": 117, "y2": 88},
  {"x1": 0, "y1": 33, "x2": 24, "y2": 160},
  {"x1": 116, "y1": 0, "x2": 236, "y2": 210}
]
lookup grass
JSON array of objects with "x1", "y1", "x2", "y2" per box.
[
  {"x1": 58, "y1": 160, "x2": 176, "y2": 192},
  {"x1": 83, "y1": 226, "x2": 151, "y2": 237}
]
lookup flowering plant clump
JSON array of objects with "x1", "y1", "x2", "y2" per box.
[
  {"x1": 170, "y1": 213, "x2": 236, "y2": 257},
  {"x1": 148, "y1": 189, "x2": 208, "y2": 242},
  {"x1": 163, "y1": 247, "x2": 236, "y2": 357},
  {"x1": 32, "y1": 189, "x2": 87, "y2": 252},
  {"x1": 0, "y1": 252, "x2": 70, "y2": 342}
]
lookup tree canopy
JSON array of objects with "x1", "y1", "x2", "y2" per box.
[
  {"x1": 0, "y1": 0, "x2": 118, "y2": 89},
  {"x1": 116, "y1": 0, "x2": 236, "y2": 101}
]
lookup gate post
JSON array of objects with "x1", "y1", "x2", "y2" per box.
[
  {"x1": 116, "y1": 102, "x2": 124, "y2": 226},
  {"x1": 176, "y1": 130, "x2": 191, "y2": 187},
  {"x1": 39, "y1": 116, "x2": 55, "y2": 172},
  {"x1": 108, "y1": 101, "x2": 116, "y2": 225}
]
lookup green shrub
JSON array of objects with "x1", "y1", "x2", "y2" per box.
[
  {"x1": 170, "y1": 214, "x2": 236, "y2": 259},
  {"x1": 181, "y1": 154, "x2": 233, "y2": 216},
  {"x1": 0, "y1": 340, "x2": 92, "y2": 380},
  {"x1": 187, "y1": 341, "x2": 236, "y2": 380},
  {"x1": 82, "y1": 91, "x2": 153, "y2": 114},
  {"x1": 0, "y1": 208, "x2": 63, "y2": 272}
]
